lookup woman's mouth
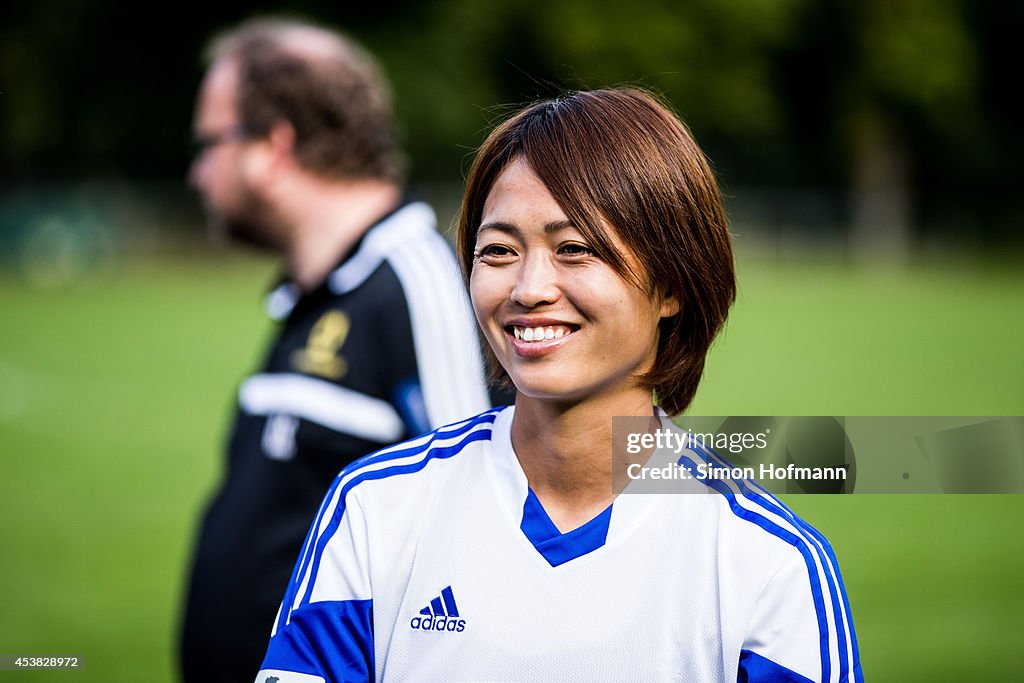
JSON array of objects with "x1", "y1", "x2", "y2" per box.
[
  {"x1": 504, "y1": 323, "x2": 580, "y2": 357},
  {"x1": 510, "y1": 324, "x2": 575, "y2": 342}
]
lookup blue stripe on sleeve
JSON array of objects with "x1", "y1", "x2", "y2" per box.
[
  {"x1": 299, "y1": 419, "x2": 496, "y2": 608},
  {"x1": 724, "y1": 485, "x2": 850, "y2": 679},
  {"x1": 791, "y1": 518, "x2": 862, "y2": 682},
  {"x1": 348, "y1": 409, "x2": 499, "y2": 472},
  {"x1": 262, "y1": 599, "x2": 373, "y2": 682},
  {"x1": 737, "y1": 649, "x2": 814, "y2": 683},
  {"x1": 277, "y1": 411, "x2": 499, "y2": 628},
  {"x1": 686, "y1": 442, "x2": 860, "y2": 681},
  {"x1": 275, "y1": 473, "x2": 345, "y2": 635},
  {"x1": 676, "y1": 454, "x2": 831, "y2": 683}
]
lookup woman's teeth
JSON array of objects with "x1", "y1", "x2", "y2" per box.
[{"x1": 513, "y1": 326, "x2": 570, "y2": 342}]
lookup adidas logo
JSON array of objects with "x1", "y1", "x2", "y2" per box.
[{"x1": 409, "y1": 585, "x2": 467, "y2": 633}]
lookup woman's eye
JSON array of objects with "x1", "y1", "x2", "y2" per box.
[
  {"x1": 559, "y1": 242, "x2": 594, "y2": 257},
  {"x1": 476, "y1": 244, "x2": 515, "y2": 259}
]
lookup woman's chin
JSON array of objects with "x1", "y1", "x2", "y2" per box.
[{"x1": 509, "y1": 378, "x2": 585, "y2": 405}]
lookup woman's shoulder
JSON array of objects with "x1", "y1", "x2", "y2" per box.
[{"x1": 334, "y1": 407, "x2": 511, "y2": 499}]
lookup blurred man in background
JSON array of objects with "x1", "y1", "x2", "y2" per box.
[{"x1": 180, "y1": 17, "x2": 495, "y2": 681}]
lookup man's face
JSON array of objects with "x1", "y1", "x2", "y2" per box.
[{"x1": 188, "y1": 59, "x2": 279, "y2": 249}]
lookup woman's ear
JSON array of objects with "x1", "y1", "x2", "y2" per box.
[{"x1": 659, "y1": 288, "x2": 681, "y2": 319}]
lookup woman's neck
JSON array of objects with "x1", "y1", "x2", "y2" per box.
[{"x1": 510, "y1": 388, "x2": 654, "y2": 533}]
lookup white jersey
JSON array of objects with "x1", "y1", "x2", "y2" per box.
[{"x1": 258, "y1": 407, "x2": 861, "y2": 682}]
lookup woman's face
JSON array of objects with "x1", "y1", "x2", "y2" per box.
[{"x1": 470, "y1": 158, "x2": 678, "y2": 406}]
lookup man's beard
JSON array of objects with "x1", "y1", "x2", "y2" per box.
[{"x1": 205, "y1": 186, "x2": 285, "y2": 252}]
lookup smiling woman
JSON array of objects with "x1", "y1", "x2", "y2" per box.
[
  {"x1": 258, "y1": 88, "x2": 862, "y2": 683},
  {"x1": 458, "y1": 89, "x2": 736, "y2": 418},
  {"x1": 469, "y1": 158, "x2": 679, "y2": 408}
]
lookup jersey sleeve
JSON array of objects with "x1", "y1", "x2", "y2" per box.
[
  {"x1": 738, "y1": 543, "x2": 862, "y2": 683},
  {"x1": 257, "y1": 477, "x2": 374, "y2": 682}
]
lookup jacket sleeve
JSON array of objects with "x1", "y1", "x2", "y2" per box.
[
  {"x1": 738, "y1": 541, "x2": 862, "y2": 683},
  {"x1": 382, "y1": 228, "x2": 492, "y2": 433},
  {"x1": 257, "y1": 475, "x2": 374, "y2": 682}
]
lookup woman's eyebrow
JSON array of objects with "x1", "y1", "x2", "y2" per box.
[
  {"x1": 543, "y1": 220, "x2": 575, "y2": 234},
  {"x1": 477, "y1": 219, "x2": 575, "y2": 236},
  {"x1": 477, "y1": 221, "x2": 519, "y2": 237}
]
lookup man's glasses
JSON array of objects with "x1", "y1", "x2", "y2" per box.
[{"x1": 190, "y1": 124, "x2": 253, "y2": 157}]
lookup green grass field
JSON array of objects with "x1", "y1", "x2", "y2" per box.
[{"x1": 1, "y1": 252, "x2": 1022, "y2": 681}]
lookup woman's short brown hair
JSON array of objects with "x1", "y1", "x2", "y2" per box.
[{"x1": 456, "y1": 88, "x2": 736, "y2": 415}]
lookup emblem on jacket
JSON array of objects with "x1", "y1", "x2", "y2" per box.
[{"x1": 291, "y1": 310, "x2": 349, "y2": 379}]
